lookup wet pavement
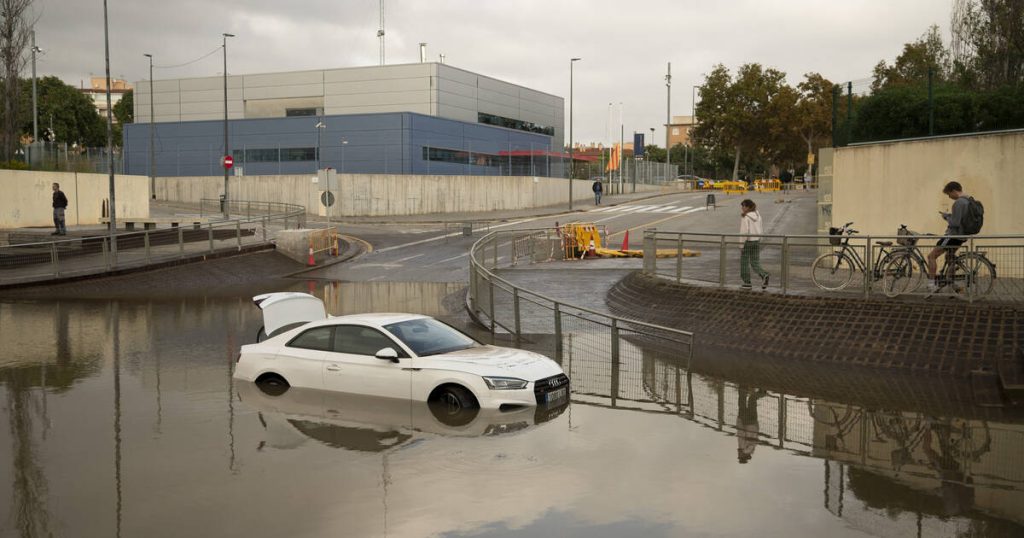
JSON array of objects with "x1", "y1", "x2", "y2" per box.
[{"x1": 1, "y1": 190, "x2": 1022, "y2": 537}]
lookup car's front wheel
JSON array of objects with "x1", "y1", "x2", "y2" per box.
[
  {"x1": 255, "y1": 373, "x2": 290, "y2": 396},
  {"x1": 429, "y1": 384, "x2": 479, "y2": 412}
]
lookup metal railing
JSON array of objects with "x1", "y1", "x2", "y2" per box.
[
  {"x1": 642, "y1": 229, "x2": 1024, "y2": 303},
  {"x1": 467, "y1": 228, "x2": 695, "y2": 376},
  {"x1": 0, "y1": 201, "x2": 306, "y2": 287}
]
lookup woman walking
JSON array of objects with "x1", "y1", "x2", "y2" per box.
[{"x1": 739, "y1": 199, "x2": 769, "y2": 290}]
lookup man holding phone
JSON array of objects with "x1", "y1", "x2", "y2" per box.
[{"x1": 926, "y1": 181, "x2": 970, "y2": 289}]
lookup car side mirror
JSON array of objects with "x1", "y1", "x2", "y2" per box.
[{"x1": 375, "y1": 347, "x2": 400, "y2": 363}]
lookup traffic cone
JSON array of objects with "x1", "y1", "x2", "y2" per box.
[
  {"x1": 621, "y1": 229, "x2": 630, "y2": 251},
  {"x1": 308, "y1": 247, "x2": 315, "y2": 266}
]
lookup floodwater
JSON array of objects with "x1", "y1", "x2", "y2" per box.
[{"x1": 1, "y1": 281, "x2": 1022, "y2": 538}]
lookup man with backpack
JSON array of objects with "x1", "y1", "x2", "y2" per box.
[
  {"x1": 927, "y1": 181, "x2": 984, "y2": 290},
  {"x1": 592, "y1": 178, "x2": 603, "y2": 205}
]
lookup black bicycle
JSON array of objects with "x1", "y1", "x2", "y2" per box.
[
  {"x1": 882, "y1": 234, "x2": 996, "y2": 300},
  {"x1": 811, "y1": 223, "x2": 920, "y2": 296}
]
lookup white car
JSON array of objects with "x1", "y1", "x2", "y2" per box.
[{"x1": 234, "y1": 292, "x2": 570, "y2": 410}]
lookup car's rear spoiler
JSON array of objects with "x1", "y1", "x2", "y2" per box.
[{"x1": 253, "y1": 292, "x2": 327, "y2": 340}]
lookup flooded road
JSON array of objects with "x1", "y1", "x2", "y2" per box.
[{"x1": 1, "y1": 280, "x2": 1022, "y2": 537}]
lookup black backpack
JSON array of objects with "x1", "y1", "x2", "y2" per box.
[{"x1": 961, "y1": 196, "x2": 984, "y2": 235}]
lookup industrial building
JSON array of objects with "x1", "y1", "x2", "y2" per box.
[{"x1": 124, "y1": 62, "x2": 567, "y2": 177}]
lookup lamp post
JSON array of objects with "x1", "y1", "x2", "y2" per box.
[
  {"x1": 103, "y1": 0, "x2": 117, "y2": 255},
  {"x1": 649, "y1": 127, "x2": 655, "y2": 182},
  {"x1": 340, "y1": 138, "x2": 348, "y2": 172},
  {"x1": 31, "y1": 31, "x2": 40, "y2": 154},
  {"x1": 314, "y1": 121, "x2": 325, "y2": 171},
  {"x1": 144, "y1": 53, "x2": 155, "y2": 199},
  {"x1": 222, "y1": 32, "x2": 234, "y2": 218},
  {"x1": 568, "y1": 57, "x2": 580, "y2": 210},
  {"x1": 692, "y1": 85, "x2": 699, "y2": 176}
]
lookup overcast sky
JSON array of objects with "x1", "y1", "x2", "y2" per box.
[{"x1": 33, "y1": 0, "x2": 952, "y2": 145}]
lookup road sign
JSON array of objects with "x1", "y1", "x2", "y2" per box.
[
  {"x1": 223, "y1": 155, "x2": 234, "y2": 169},
  {"x1": 320, "y1": 191, "x2": 335, "y2": 207}
]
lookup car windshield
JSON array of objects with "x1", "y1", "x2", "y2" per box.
[{"x1": 383, "y1": 318, "x2": 479, "y2": 357}]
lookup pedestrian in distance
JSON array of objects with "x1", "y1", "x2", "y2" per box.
[
  {"x1": 592, "y1": 178, "x2": 603, "y2": 205},
  {"x1": 51, "y1": 182, "x2": 68, "y2": 235},
  {"x1": 739, "y1": 199, "x2": 769, "y2": 290}
]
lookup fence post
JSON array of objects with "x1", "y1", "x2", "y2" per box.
[
  {"x1": 236, "y1": 221, "x2": 242, "y2": 250},
  {"x1": 247, "y1": 201, "x2": 251, "y2": 221},
  {"x1": 554, "y1": 302, "x2": 563, "y2": 361},
  {"x1": 178, "y1": 226, "x2": 185, "y2": 258},
  {"x1": 676, "y1": 235, "x2": 683, "y2": 284},
  {"x1": 468, "y1": 262, "x2": 477, "y2": 315},
  {"x1": 208, "y1": 225, "x2": 214, "y2": 252},
  {"x1": 102, "y1": 237, "x2": 110, "y2": 270},
  {"x1": 513, "y1": 288, "x2": 521, "y2": 344},
  {"x1": 488, "y1": 277, "x2": 495, "y2": 333},
  {"x1": 642, "y1": 230, "x2": 656, "y2": 274},
  {"x1": 262, "y1": 216, "x2": 268, "y2": 243},
  {"x1": 610, "y1": 318, "x2": 620, "y2": 406},
  {"x1": 781, "y1": 236, "x2": 790, "y2": 294},
  {"x1": 863, "y1": 236, "x2": 873, "y2": 299},
  {"x1": 144, "y1": 231, "x2": 151, "y2": 263},
  {"x1": 778, "y1": 395, "x2": 786, "y2": 449},
  {"x1": 50, "y1": 242, "x2": 59, "y2": 277},
  {"x1": 492, "y1": 237, "x2": 498, "y2": 268},
  {"x1": 719, "y1": 235, "x2": 728, "y2": 287}
]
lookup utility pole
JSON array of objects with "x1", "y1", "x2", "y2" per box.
[
  {"x1": 31, "y1": 31, "x2": 39, "y2": 149},
  {"x1": 569, "y1": 58, "x2": 580, "y2": 210},
  {"x1": 222, "y1": 33, "x2": 235, "y2": 218},
  {"x1": 665, "y1": 62, "x2": 671, "y2": 175},
  {"x1": 103, "y1": 0, "x2": 117, "y2": 258},
  {"x1": 377, "y1": 0, "x2": 386, "y2": 65},
  {"x1": 144, "y1": 54, "x2": 156, "y2": 199}
]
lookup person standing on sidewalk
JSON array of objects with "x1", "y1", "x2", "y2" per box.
[
  {"x1": 51, "y1": 182, "x2": 68, "y2": 235},
  {"x1": 592, "y1": 178, "x2": 603, "y2": 205},
  {"x1": 739, "y1": 199, "x2": 769, "y2": 290}
]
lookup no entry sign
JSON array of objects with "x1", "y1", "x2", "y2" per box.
[{"x1": 222, "y1": 155, "x2": 234, "y2": 169}]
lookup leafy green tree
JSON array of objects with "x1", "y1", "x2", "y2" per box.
[
  {"x1": 18, "y1": 76, "x2": 105, "y2": 146},
  {"x1": 113, "y1": 89, "x2": 132, "y2": 124},
  {"x1": 872, "y1": 25, "x2": 950, "y2": 91},
  {"x1": 951, "y1": 0, "x2": 1024, "y2": 88},
  {"x1": 796, "y1": 72, "x2": 834, "y2": 160}
]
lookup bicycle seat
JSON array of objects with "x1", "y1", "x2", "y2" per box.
[{"x1": 877, "y1": 241, "x2": 893, "y2": 246}]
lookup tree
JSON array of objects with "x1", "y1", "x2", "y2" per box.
[
  {"x1": 871, "y1": 25, "x2": 950, "y2": 91},
  {"x1": 693, "y1": 63, "x2": 796, "y2": 180},
  {"x1": 112, "y1": 89, "x2": 132, "y2": 125},
  {"x1": 0, "y1": 0, "x2": 34, "y2": 160},
  {"x1": 951, "y1": 0, "x2": 1024, "y2": 88},
  {"x1": 795, "y1": 72, "x2": 834, "y2": 161},
  {"x1": 18, "y1": 76, "x2": 106, "y2": 147}
]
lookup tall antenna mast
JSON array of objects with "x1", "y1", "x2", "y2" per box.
[{"x1": 377, "y1": 0, "x2": 385, "y2": 65}]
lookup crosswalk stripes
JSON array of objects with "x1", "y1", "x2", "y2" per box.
[{"x1": 593, "y1": 204, "x2": 706, "y2": 215}]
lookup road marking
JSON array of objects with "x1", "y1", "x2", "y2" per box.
[{"x1": 390, "y1": 253, "x2": 424, "y2": 264}]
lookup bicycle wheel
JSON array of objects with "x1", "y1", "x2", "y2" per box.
[
  {"x1": 811, "y1": 252, "x2": 855, "y2": 291},
  {"x1": 952, "y1": 253, "x2": 996, "y2": 300},
  {"x1": 881, "y1": 251, "x2": 925, "y2": 297}
]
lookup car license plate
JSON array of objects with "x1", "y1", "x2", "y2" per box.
[{"x1": 545, "y1": 387, "x2": 567, "y2": 403}]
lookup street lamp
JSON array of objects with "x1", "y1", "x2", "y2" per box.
[
  {"x1": 144, "y1": 53, "x2": 156, "y2": 199},
  {"x1": 340, "y1": 138, "x2": 348, "y2": 172},
  {"x1": 568, "y1": 57, "x2": 581, "y2": 211},
  {"x1": 222, "y1": 32, "x2": 235, "y2": 218},
  {"x1": 691, "y1": 85, "x2": 699, "y2": 176},
  {"x1": 314, "y1": 121, "x2": 325, "y2": 171},
  {"x1": 102, "y1": 0, "x2": 117, "y2": 253},
  {"x1": 31, "y1": 31, "x2": 40, "y2": 152}
]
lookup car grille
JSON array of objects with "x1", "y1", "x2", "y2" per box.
[{"x1": 533, "y1": 374, "x2": 570, "y2": 403}]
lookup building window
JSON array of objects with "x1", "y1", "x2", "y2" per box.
[
  {"x1": 422, "y1": 146, "x2": 498, "y2": 167},
  {"x1": 477, "y1": 112, "x2": 554, "y2": 136},
  {"x1": 286, "y1": 108, "x2": 318, "y2": 117},
  {"x1": 672, "y1": 128, "x2": 679, "y2": 136},
  {"x1": 282, "y1": 147, "x2": 317, "y2": 161}
]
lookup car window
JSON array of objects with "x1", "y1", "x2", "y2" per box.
[
  {"x1": 286, "y1": 326, "x2": 333, "y2": 351},
  {"x1": 383, "y1": 318, "x2": 479, "y2": 357},
  {"x1": 333, "y1": 325, "x2": 406, "y2": 357}
]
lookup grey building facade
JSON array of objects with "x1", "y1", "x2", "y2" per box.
[{"x1": 125, "y1": 62, "x2": 566, "y2": 177}]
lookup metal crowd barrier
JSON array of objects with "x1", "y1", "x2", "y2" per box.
[{"x1": 0, "y1": 200, "x2": 306, "y2": 286}]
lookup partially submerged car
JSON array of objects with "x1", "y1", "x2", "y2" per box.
[{"x1": 234, "y1": 293, "x2": 570, "y2": 410}]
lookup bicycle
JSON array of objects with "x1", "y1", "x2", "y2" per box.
[
  {"x1": 882, "y1": 235, "x2": 996, "y2": 300},
  {"x1": 811, "y1": 223, "x2": 918, "y2": 296}
]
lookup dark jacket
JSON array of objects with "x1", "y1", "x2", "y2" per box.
[
  {"x1": 592, "y1": 181, "x2": 603, "y2": 193},
  {"x1": 53, "y1": 190, "x2": 68, "y2": 209}
]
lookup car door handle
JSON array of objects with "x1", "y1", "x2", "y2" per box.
[{"x1": 326, "y1": 364, "x2": 341, "y2": 372}]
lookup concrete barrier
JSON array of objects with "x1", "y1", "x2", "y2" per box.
[{"x1": 0, "y1": 170, "x2": 150, "y2": 229}]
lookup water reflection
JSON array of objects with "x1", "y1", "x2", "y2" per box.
[{"x1": 0, "y1": 279, "x2": 1020, "y2": 537}]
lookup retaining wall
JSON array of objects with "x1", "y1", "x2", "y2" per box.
[
  {"x1": 0, "y1": 170, "x2": 150, "y2": 228},
  {"x1": 156, "y1": 174, "x2": 669, "y2": 217}
]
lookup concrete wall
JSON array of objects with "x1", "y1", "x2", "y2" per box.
[
  {"x1": 0, "y1": 170, "x2": 150, "y2": 229},
  {"x1": 156, "y1": 174, "x2": 626, "y2": 217},
  {"x1": 831, "y1": 130, "x2": 1024, "y2": 237}
]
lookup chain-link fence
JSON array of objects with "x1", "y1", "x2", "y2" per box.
[
  {"x1": 0, "y1": 200, "x2": 306, "y2": 286},
  {"x1": 21, "y1": 142, "x2": 124, "y2": 174}
]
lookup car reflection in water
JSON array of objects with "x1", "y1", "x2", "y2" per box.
[{"x1": 235, "y1": 381, "x2": 569, "y2": 452}]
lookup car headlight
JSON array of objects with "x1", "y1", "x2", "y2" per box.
[{"x1": 483, "y1": 376, "x2": 528, "y2": 390}]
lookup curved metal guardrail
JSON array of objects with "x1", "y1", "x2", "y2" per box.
[
  {"x1": 642, "y1": 229, "x2": 1024, "y2": 303},
  {"x1": 0, "y1": 200, "x2": 307, "y2": 286},
  {"x1": 467, "y1": 228, "x2": 695, "y2": 393}
]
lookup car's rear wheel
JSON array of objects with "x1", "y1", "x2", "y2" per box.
[{"x1": 255, "y1": 373, "x2": 290, "y2": 396}]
